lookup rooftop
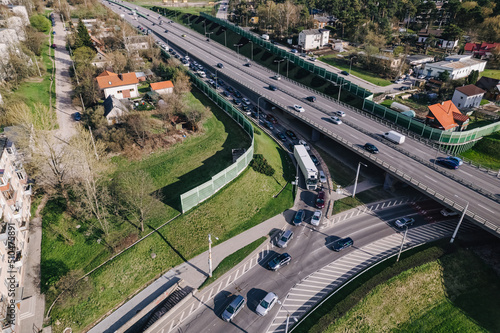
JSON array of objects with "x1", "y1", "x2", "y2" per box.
[
  {"x1": 455, "y1": 84, "x2": 486, "y2": 96},
  {"x1": 96, "y1": 71, "x2": 139, "y2": 90}
]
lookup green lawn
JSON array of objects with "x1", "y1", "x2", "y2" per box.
[
  {"x1": 46, "y1": 89, "x2": 294, "y2": 332},
  {"x1": 461, "y1": 131, "x2": 500, "y2": 170},
  {"x1": 322, "y1": 250, "x2": 500, "y2": 333},
  {"x1": 318, "y1": 56, "x2": 393, "y2": 87},
  {"x1": 480, "y1": 69, "x2": 500, "y2": 80}
]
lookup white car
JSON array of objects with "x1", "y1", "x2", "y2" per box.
[
  {"x1": 440, "y1": 208, "x2": 459, "y2": 217},
  {"x1": 395, "y1": 78, "x2": 404, "y2": 84},
  {"x1": 294, "y1": 105, "x2": 305, "y2": 112},
  {"x1": 311, "y1": 210, "x2": 322, "y2": 226},
  {"x1": 298, "y1": 140, "x2": 310, "y2": 150},
  {"x1": 334, "y1": 110, "x2": 346, "y2": 117},
  {"x1": 256, "y1": 292, "x2": 278, "y2": 316},
  {"x1": 417, "y1": 74, "x2": 426, "y2": 79},
  {"x1": 330, "y1": 116, "x2": 342, "y2": 125},
  {"x1": 197, "y1": 71, "x2": 206, "y2": 78},
  {"x1": 241, "y1": 98, "x2": 251, "y2": 106},
  {"x1": 273, "y1": 75, "x2": 281, "y2": 80},
  {"x1": 309, "y1": 57, "x2": 317, "y2": 61}
]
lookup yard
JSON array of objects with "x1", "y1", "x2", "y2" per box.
[
  {"x1": 480, "y1": 69, "x2": 500, "y2": 80},
  {"x1": 461, "y1": 131, "x2": 500, "y2": 170}
]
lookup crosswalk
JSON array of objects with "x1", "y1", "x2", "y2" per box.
[{"x1": 267, "y1": 220, "x2": 477, "y2": 332}]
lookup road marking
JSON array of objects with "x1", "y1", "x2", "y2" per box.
[
  {"x1": 424, "y1": 175, "x2": 437, "y2": 183},
  {"x1": 188, "y1": 303, "x2": 195, "y2": 315},
  {"x1": 478, "y1": 204, "x2": 496, "y2": 213}
]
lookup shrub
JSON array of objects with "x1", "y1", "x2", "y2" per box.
[
  {"x1": 250, "y1": 154, "x2": 275, "y2": 176},
  {"x1": 30, "y1": 14, "x2": 51, "y2": 33}
]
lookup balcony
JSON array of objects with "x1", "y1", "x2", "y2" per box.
[{"x1": 23, "y1": 184, "x2": 31, "y2": 196}]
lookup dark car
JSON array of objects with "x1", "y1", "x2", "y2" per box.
[
  {"x1": 227, "y1": 87, "x2": 234, "y2": 94},
  {"x1": 363, "y1": 143, "x2": 379, "y2": 154},
  {"x1": 310, "y1": 154, "x2": 320, "y2": 165},
  {"x1": 269, "y1": 85, "x2": 277, "y2": 91},
  {"x1": 51, "y1": 43, "x2": 56, "y2": 49},
  {"x1": 332, "y1": 237, "x2": 354, "y2": 252},
  {"x1": 234, "y1": 91, "x2": 242, "y2": 98},
  {"x1": 293, "y1": 209, "x2": 305, "y2": 226},
  {"x1": 241, "y1": 104, "x2": 249, "y2": 111},
  {"x1": 340, "y1": 70, "x2": 349, "y2": 76},
  {"x1": 164, "y1": 29, "x2": 169, "y2": 33},
  {"x1": 306, "y1": 96, "x2": 317, "y2": 102},
  {"x1": 232, "y1": 98, "x2": 242, "y2": 105},
  {"x1": 286, "y1": 130, "x2": 297, "y2": 140},
  {"x1": 267, "y1": 114, "x2": 277, "y2": 124},
  {"x1": 316, "y1": 190, "x2": 325, "y2": 209},
  {"x1": 277, "y1": 132, "x2": 287, "y2": 142},
  {"x1": 74, "y1": 112, "x2": 81, "y2": 121},
  {"x1": 399, "y1": 86, "x2": 411, "y2": 91},
  {"x1": 244, "y1": 63, "x2": 251, "y2": 67},
  {"x1": 222, "y1": 91, "x2": 230, "y2": 97},
  {"x1": 268, "y1": 253, "x2": 292, "y2": 271},
  {"x1": 217, "y1": 63, "x2": 224, "y2": 68},
  {"x1": 436, "y1": 157, "x2": 459, "y2": 169}
]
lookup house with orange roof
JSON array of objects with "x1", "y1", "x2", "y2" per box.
[
  {"x1": 150, "y1": 80, "x2": 174, "y2": 95},
  {"x1": 96, "y1": 70, "x2": 139, "y2": 99},
  {"x1": 426, "y1": 101, "x2": 470, "y2": 131}
]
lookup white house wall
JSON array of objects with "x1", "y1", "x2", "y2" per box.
[{"x1": 103, "y1": 84, "x2": 139, "y2": 99}]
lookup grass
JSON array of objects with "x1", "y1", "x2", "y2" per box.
[
  {"x1": 480, "y1": 69, "x2": 500, "y2": 80},
  {"x1": 199, "y1": 236, "x2": 267, "y2": 289},
  {"x1": 461, "y1": 131, "x2": 500, "y2": 170},
  {"x1": 46, "y1": 89, "x2": 294, "y2": 332},
  {"x1": 380, "y1": 99, "x2": 394, "y2": 107},
  {"x1": 318, "y1": 55, "x2": 393, "y2": 87},
  {"x1": 480, "y1": 98, "x2": 490, "y2": 105}
]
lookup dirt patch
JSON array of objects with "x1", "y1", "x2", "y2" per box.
[{"x1": 26, "y1": 77, "x2": 44, "y2": 83}]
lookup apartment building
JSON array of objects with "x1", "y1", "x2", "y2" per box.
[{"x1": 0, "y1": 136, "x2": 31, "y2": 332}]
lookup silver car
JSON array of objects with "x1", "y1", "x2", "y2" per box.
[
  {"x1": 277, "y1": 230, "x2": 293, "y2": 248},
  {"x1": 221, "y1": 295, "x2": 245, "y2": 322},
  {"x1": 311, "y1": 210, "x2": 322, "y2": 226},
  {"x1": 256, "y1": 292, "x2": 278, "y2": 316}
]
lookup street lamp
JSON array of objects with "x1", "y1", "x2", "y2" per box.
[
  {"x1": 277, "y1": 300, "x2": 298, "y2": 333},
  {"x1": 234, "y1": 43, "x2": 243, "y2": 58},
  {"x1": 396, "y1": 224, "x2": 408, "y2": 262},
  {"x1": 274, "y1": 58, "x2": 285, "y2": 77},
  {"x1": 249, "y1": 40, "x2": 253, "y2": 61},
  {"x1": 205, "y1": 31, "x2": 214, "y2": 40},
  {"x1": 208, "y1": 233, "x2": 219, "y2": 277},
  {"x1": 334, "y1": 81, "x2": 349, "y2": 102},
  {"x1": 257, "y1": 95, "x2": 264, "y2": 121},
  {"x1": 349, "y1": 56, "x2": 357, "y2": 75},
  {"x1": 352, "y1": 162, "x2": 367, "y2": 198},
  {"x1": 450, "y1": 195, "x2": 469, "y2": 244}
]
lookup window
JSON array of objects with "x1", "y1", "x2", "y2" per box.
[
  {"x1": 117, "y1": 90, "x2": 122, "y2": 94},
  {"x1": 16, "y1": 172, "x2": 24, "y2": 180}
]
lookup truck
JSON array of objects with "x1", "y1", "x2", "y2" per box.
[
  {"x1": 261, "y1": 34, "x2": 269, "y2": 40},
  {"x1": 383, "y1": 131, "x2": 405, "y2": 144},
  {"x1": 294, "y1": 145, "x2": 318, "y2": 190}
]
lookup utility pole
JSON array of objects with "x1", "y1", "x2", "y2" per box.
[
  {"x1": 450, "y1": 196, "x2": 469, "y2": 244},
  {"x1": 396, "y1": 225, "x2": 408, "y2": 262},
  {"x1": 352, "y1": 162, "x2": 367, "y2": 198},
  {"x1": 208, "y1": 234, "x2": 218, "y2": 277}
]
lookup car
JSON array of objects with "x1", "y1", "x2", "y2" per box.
[
  {"x1": 395, "y1": 78, "x2": 404, "y2": 84},
  {"x1": 330, "y1": 116, "x2": 342, "y2": 125},
  {"x1": 277, "y1": 132, "x2": 287, "y2": 142},
  {"x1": 234, "y1": 91, "x2": 242, "y2": 98},
  {"x1": 311, "y1": 210, "x2": 322, "y2": 226},
  {"x1": 197, "y1": 71, "x2": 206, "y2": 78},
  {"x1": 277, "y1": 230, "x2": 294, "y2": 248},
  {"x1": 184, "y1": 55, "x2": 190, "y2": 61},
  {"x1": 417, "y1": 74, "x2": 426, "y2": 79},
  {"x1": 290, "y1": 49, "x2": 298, "y2": 53},
  {"x1": 319, "y1": 170, "x2": 327, "y2": 183},
  {"x1": 340, "y1": 70, "x2": 349, "y2": 76},
  {"x1": 244, "y1": 63, "x2": 251, "y2": 67},
  {"x1": 363, "y1": 143, "x2": 379, "y2": 154},
  {"x1": 272, "y1": 75, "x2": 281, "y2": 80},
  {"x1": 256, "y1": 292, "x2": 278, "y2": 316},
  {"x1": 232, "y1": 98, "x2": 241, "y2": 105},
  {"x1": 168, "y1": 48, "x2": 173, "y2": 52},
  {"x1": 217, "y1": 63, "x2": 224, "y2": 68},
  {"x1": 74, "y1": 112, "x2": 81, "y2": 121},
  {"x1": 447, "y1": 156, "x2": 463, "y2": 166},
  {"x1": 332, "y1": 237, "x2": 354, "y2": 251},
  {"x1": 269, "y1": 85, "x2": 277, "y2": 91},
  {"x1": 181, "y1": 34, "x2": 186, "y2": 37},
  {"x1": 310, "y1": 154, "x2": 319, "y2": 165},
  {"x1": 399, "y1": 86, "x2": 411, "y2": 91},
  {"x1": 221, "y1": 295, "x2": 245, "y2": 322},
  {"x1": 206, "y1": 38, "x2": 210, "y2": 41},
  {"x1": 440, "y1": 208, "x2": 459, "y2": 217},
  {"x1": 51, "y1": 43, "x2": 56, "y2": 49},
  {"x1": 306, "y1": 96, "x2": 317, "y2": 102},
  {"x1": 222, "y1": 91, "x2": 230, "y2": 97},
  {"x1": 241, "y1": 97, "x2": 251, "y2": 105},
  {"x1": 309, "y1": 57, "x2": 317, "y2": 61},
  {"x1": 436, "y1": 157, "x2": 459, "y2": 169},
  {"x1": 174, "y1": 54, "x2": 180, "y2": 59},
  {"x1": 294, "y1": 105, "x2": 305, "y2": 112},
  {"x1": 241, "y1": 104, "x2": 249, "y2": 111},
  {"x1": 227, "y1": 87, "x2": 234, "y2": 94},
  {"x1": 394, "y1": 217, "x2": 415, "y2": 228},
  {"x1": 265, "y1": 121, "x2": 274, "y2": 130},
  {"x1": 315, "y1": 190, "x2": 325, "y2": 209},
  {"x1": 293, "y1": 209, "x2": 305, "y2": 226},
  {"x1": 152, "y1": 23, "x2": 155, "y2": 26},
  {"x1": 334, "y1": 110, "x2": 346, "y2": 117},
  {"x1": 286, "y1": 130, "x2": 297, "y2": 140},
  {"x1": 268, "y1": 253, "x2": 291, "y2": 271},
  {"x1": 298, "y1": 140, "x2": 310, "y2": 151},
  {"x1": 52, "y1": 31, "x2": 56, "y2": 35},
  {"x1": 181, "y1": 59, "x2": 189, "y2": 66},
  {"x1": 266, "y1": 114, "x2": 277, "y2": 124}
]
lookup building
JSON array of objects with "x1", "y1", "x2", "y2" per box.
[
  {"x1": 124, "y1": 35, "x2": 150, "y2": 52},
  {"x1": 417, "y1": 29, "x2": 459, "y2": 49},
  {"x1": 331, "y1": 39, "x2": 345, "y2": 52},
  {"x1": 103, "y1": 96, "x2": 129, "y2": 124},
  {"x1": 150, "y1": 80, "x2": 174, "y2": 95},
  {"x1": 298, "y1": 29, "x2": 330, "y2": 51},
  {"x1": 451, "y1": 85, "x2": 486, "y2": 110},
  {"x1": 426, "y1": 100, "x2": 470, "y2": 131},
  {"x1": 0, "y1": 136, "x2": 32, "y2": 332},
  {"x1": 406, "y1": 55, "x2": 434, "y2": 66},
  {"x1": 372, "y1": 54, "x2": 402, "y2": 69},
  {"x1": 476, "y1": 77, "x2": 500, "y2": 101},
  {"x1": 96, "y1": 71, "x2": 139, "y2": 99},
  {"x1": 91, "y1": 49, "x2": 109, "y2": 68},
  {"x1": 312, "y1": 15, "x2": 329, "y2": 29},
  {"x1": 464, "y1": 42, "x2": 500, "y2": 59},
  {"x1": 422, "y1": 55, "x2": 486, "y2": 80}
]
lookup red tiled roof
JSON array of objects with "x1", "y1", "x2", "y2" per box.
[
  {"x1": 96, "y1": 71, "x2": 139, "y2": 90},
  {"x1": 455, "y1": 84, "x2": 486, "y2": 96},
  {"x1": 427, "y1": 101, "x2": 459, "y2": 130},
  {"x1": 150, "y1": 81, "x2": 174, "y2": 91},
  {"x1": 464, "y1": 42, "x2": 476, "y2": 52},
  {"x1": 453, "y1": 112, "x2": 470, "y2": 123}
]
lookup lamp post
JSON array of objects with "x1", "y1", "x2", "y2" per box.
[
  {"x1": 352, "y1": 162, "x2": 367, "y2": 198},
  {"x1": 222, "y1": 28, "x2": 227, "y2": 46},
  {"x1": 450, "y1": 195, "x2": 469, "y2": 244},
  {"x1": 335, "y1": 81, "x2": 349, "y2": 102},
  {"x1": 249, "y1": 40, "x2": 253, "y2": 61},
  {"x1": 277, "y1": 300, "x2": 298, "y2": 333},
  {"x1": 349, "y1": 56, "x2": 357, "y2": 75},
  {"x1": 257, "y1": 95, "x2": 264, "y2": 121},
  {"x1": 234, "y1": 43, "x2": 243, "y2": 58},
  {"x1": 208, "y1": 233, "x2": 219, "y2": 277},
  {"x1": 274, "y1": 58, "x2": 285, "y2": 77},
  {"x1": 396, "y1": 225, "x2": 408, "y2": 262},
  {"x1": 205, "y1": 31, "x2": 213, "y2": 40}
]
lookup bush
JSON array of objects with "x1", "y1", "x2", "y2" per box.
[
  {"x1": 250, "y1": 154, "x2": 275, "y2": 176},
  {"x1": 30, "y1": 14, "x2": 51, "y2": 33}
]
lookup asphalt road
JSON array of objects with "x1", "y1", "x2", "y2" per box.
[{"x1": 102, "y1": 2, "x2": 500, "y2": 231}]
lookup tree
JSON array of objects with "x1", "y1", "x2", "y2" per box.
[
  {"x1": 442, "y1": 24, "x2": 463, "y2": 42},
  {"x1": 30, "y1": 14, "x2": 51, "y2": 33},
  {"x1": 74, "y1": 19, "x2": 94, "y2": 49},
  {"x1": 466, "y1": 70, "x2": 480, "y2": 84},
  {"x1": 73, "y1": 46, "x2": 96, "y2": 67},
  {"x1": 23, "y1": 28, "x2": 45, "y2": 56},
  {"x1": 479, "y1": 15, "x2": 500, "y2": 41},
  {"x1": 107, "y1": 50, "x2": 128, "y2": 73},
  {"x1": 173, "y1": 71, "x2": 191, "y2": 94},
  {"x1": 439, "y1": 70, "x2": 450, "y2": 81}
]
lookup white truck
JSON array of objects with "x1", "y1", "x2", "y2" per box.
[
  {"x1": 261, "y1": 34, "x2": 270, "y2": 40},
  {"x1": 294, "y1": 145, "x2": 318, "y2": 190},
  {"x1": 383, "y1": 131, "x2": 405, "y2": 144}
]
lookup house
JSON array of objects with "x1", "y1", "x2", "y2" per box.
[
  {"x1": 422, "y1": 55, "x2": 486, "y2": 80},
  {"x1": 103, "y1": 96, "x2": 129, "y2": 124},
  {"x1": 298, "y1": 29, "x2": 330, "y2": 51},
  {"x1": 406, "y1": 55, "x2": 434, "y2": 66},
  {"x1": 96, "y1": 70, "x2": 139, "y2": 99},
  {"x1": 464, "y1": 42, "x2": 500, "y2": 59},
  {"x1": 372, "y1": 54, "x2": 402, "y2": 69},
  {"x1": 91, "y1": 49, "x2": 109, "y2": 68},
  {"x1": 417, "y1": 29, "x2": 459, "y2": 49},
  {"x1": 426, "y1": 100, "x2": 470, "y2": 131},
  {"x1": 476, "y1": 77, "x2": 500, "y2": 101},
  {"x1": 150, "y1": 80, "x2": 174, "y2": 94},
  {"x1": 451, "y1": 85, "x2": 486, "y2": 110},
  {"x1": 312, "y1": 15, "x2": 329, "y2": 29},
  {"x1": 124, "y1": 35, "x2": 150, "y2": 52},
  {"x1": 331, "y1": 39, "x2": 345, "y2": 52}
]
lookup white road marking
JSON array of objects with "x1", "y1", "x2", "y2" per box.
[{"x1": 478, "y1": 204, "x2": 496, "y2": 213}]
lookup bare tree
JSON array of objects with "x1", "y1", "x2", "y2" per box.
[{"x1": 173, "y1": 71, "x2": 191, "y2": 95}]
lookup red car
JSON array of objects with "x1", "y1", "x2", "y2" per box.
[
  {"x1": 51, "y1": 43, "x2": 56, "y2": 49},
  {"x1": 266, "y1": 114, "x2": 278, "y2": 124},
  {"x1": 315, "y1": 190, "x2": 325, "y2": 209}
]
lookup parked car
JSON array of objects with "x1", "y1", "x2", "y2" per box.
[
  {"x1": 447, "y1": 156, "x2": 463, "y2": 166},
  {"x1": 277, "y1": 230, "x2": 294, "y2": 248},
  {"x1": 217, "y1": 63, "x2": 224, "y2": 68},
  {"x1": 74, "y1": 112, "x2": 81, "y2": 121},
  {"x1": 267, "y1": 114, "x2": 278, "y2": 124},
  {"x1": 234, "y1": 91, "x2": 242, "y2": 98},
  {"x1": 417, "y1": 74, "x2": 426, "y2": 79},
  {"x1": 294, "y1": 105, "x2": 305, "y2": 112},
  {"x1": 394, "y1": 217, "x2": 415, "y2": 228},
  {"x1": 241, "y1": 97, "x2": 251, "y2": 106},
  {"x1": 290, "y1": 49, "x2": 298, "y2": 53},
  {"x1": 436, "y1": 157, "x2": 459, "y2": 169},
  {"x1": 277, "y1": 132, "x2": 287, "y2": 142},
  {"x1": 330, "y1": 116, "x2": 342, "y2": 125},
  {"x1": 315, "y1": 190, "x2": 325, "y2": 209},
  {"x1": 399, "y1": 86, "x2": 411, "y2": 91},
  {"x1": 332, "y1": 237, "x2": 354, "y2": 251},
  {"x1": 221, "y1": 295, "x2": 245, "y2": 322},
  {"x1": 309, "y1": 57, "x2": 317, "y2": 61},
  {"x1": 181, "y1": 34, "x2": 186, "y2": 37},
  {"x1": 319, "y1": 170, "x2": 327, "y2": 183},
  {"x1": 268, "y1": 253, "x2": 291, "y2": 271},
  {"x1": 311, "y1": 210, "x2": 322, "y2": 226},
  {"x1": 269, "y1": 85, "x2": 278, "y2": 91},
  {"x1": 51, "y1": 43, "x2": 56, "y2": 49},
  {"x1": 232, "y1": 98, "x2": 242, "y2": 105},
  {"x1": 222, "y1": 90, "x2": 230, "y2": 97},
  {"x1": 334, "y1": 110, "x2": 346, "y2": 117},
  {"x1": 310, "y1": 154, "x2": 319, "y2": 165},
  {"x1": 395, "y1": 78, "x2": 404, "y2": 84},
  {"x1": 265, "y1": 121, "x2": 274, "y2": 130},
  {"x1": 306, "y1": 96, "x2": 317, "y2": 102},
  {"x1": 440, "y1": 208, "x2": 459, "y2": 217},
  {"x1": 340, "y1": 70, "x2": 349, "y2": 76},
  {"x1": 286, "y1": 130, "x2": 297, "y2": 140},
  {"x1": 256, "y1": 292, "x2": 278, "y2": 316},
  {"x1": 363, "y1": 143, "x2": 379, "y2": 154},
  {"x1": 293, "y1": 209, "x2": 305, "y2": 226}
]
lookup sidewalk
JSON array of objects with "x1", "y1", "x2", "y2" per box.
[{"x1": 88, "y1": 212, "x2": 290, "y2": 333}]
